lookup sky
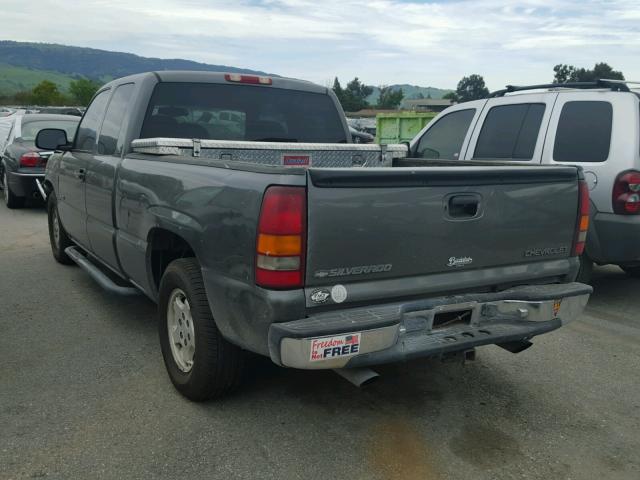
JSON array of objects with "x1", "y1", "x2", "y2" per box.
[{"x1": 1, "y1": 0, "x2": 639, "y2": 90}]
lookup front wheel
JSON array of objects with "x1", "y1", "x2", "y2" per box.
[
  {"x1": 3, "y1": 170, "x2": 25, "y2": 209},
  {"x1": 158, "y1": 258, "x2": 246, "y2": 401},
  {"x1": 47, "y1": 192, "x2": 74, "y2": 264}
]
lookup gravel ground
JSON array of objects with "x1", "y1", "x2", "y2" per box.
[{"x1": 1, "y1": 203, "x2": 639, "y2": 480}]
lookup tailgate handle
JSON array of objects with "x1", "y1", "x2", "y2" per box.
[{"x1": 448, "y1": 194, "x2": 480, "y2": 218}]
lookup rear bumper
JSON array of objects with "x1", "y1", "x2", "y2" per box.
[
  {"x1": 7, "y1": 171, "x2": 44, "y2": 197},
  {"x1": 590, "y1": 212, "x2": 640, "y2": 266},
  {"x1": 268, "y1": 282, "x2": 591, "y2": 369}
]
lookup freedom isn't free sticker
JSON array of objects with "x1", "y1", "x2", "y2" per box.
[{"x1": 310, "y1": 333, "x2": 361, "y2": 362}]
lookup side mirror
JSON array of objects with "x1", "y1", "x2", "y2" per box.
[
  {"x1": 36, "y1": 128, "x2": 72, "y2": 151},
  {"x1": 401, "y1": 141, "x2": 412, "y2": 157}
]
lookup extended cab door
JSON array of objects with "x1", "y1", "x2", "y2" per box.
[
  {"x1": 409, "y1": 101, "x2": 486, "y2": 160},
  {"x1": 57, "y1": 89, "x2": 110, "y2": 248},
  {"x1": 462, "y1": 93, "x2": 557, "y2": 163},
  {"x1": 86, "y1": 83, "x2": 135, "y2": 271}
]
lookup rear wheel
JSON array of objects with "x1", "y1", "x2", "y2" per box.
[
  {"x1": 621, "y1": 266, "x2": 640, "y2": 278},
  {"x1": 158, "y1": 258, "x2": 246, "y2": 401},
  {"x1": 2, "y1": 170, "x2": 25, "y2": 209},
  {"x1": 47, "y1": 192, "x2": 74, "y2": 265},
  {"x1": 575, "y1": 254, "x2": 593, "y2": 284}
]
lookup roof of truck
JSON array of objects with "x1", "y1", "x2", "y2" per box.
[{"x1": 101, "y1": 70, "x2": 328, "y2": 95}]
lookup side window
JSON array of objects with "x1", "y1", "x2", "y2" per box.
[
  {"x1": 415, "y1": 109, "x2": 475, "y2": 159},
  {"x1": 474, "y1": 103, "x2": 545, "y2": 160},
  {"x1": 74, "y1": 90, "x2": 110, "y2": 152},
  {"x1": 98, "y1": 84, "x2": 135, "y2": 155},
  {"x1": 553, "y1": 101, "x2": 612, "y2": 163}
]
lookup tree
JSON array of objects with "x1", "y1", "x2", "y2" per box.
[
  {"x1": 553, "y1": 64, "x2": 574, "y2": 83},
  {"x1": 332, "y1": 77, "x2": 344, "y2": 104},
  {"x1": 553, "y1": 62, "x2": 624, "y2": 83},
  {"x1": 443, "y1": 91, "x2": 459, "y2": 102},
  {"x1": 339, "y1": 77, "x2": 373, "y2": 112},
  {"x1": 455, "y1": 74, "x2": 489, "y2": 102},
  {"x1": 69, "y1": 78, "x2": 100, "y2": 106},
  {"x1": 30, "y1": 80, "x2": 66, "y2": 106},
  {"x1": 13, "y1": 90, "x2": 33, "y2": 105},
  {"x1": 376, "y1": 85, "x2": 404, "y2": 109}
]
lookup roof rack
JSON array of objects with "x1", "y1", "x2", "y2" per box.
[{"x1": 489, "y1": 79, "x2": 631, "y2": 98}]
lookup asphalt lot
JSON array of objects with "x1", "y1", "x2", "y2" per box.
[{"x1": 1, "y1": 202, "x2": 639, "y2": 480}]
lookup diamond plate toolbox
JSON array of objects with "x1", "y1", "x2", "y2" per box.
[{"x1": 131, "y1": 138, "x2": 408, "y2": 168}]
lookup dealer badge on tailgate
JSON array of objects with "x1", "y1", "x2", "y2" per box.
[{"x1": 310, "y1": 333, "x2": 361, "y2": 362}]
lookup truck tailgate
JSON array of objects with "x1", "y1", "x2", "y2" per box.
[{"x1": 305, "y1": 165, "x2": 580, "y2": 299}]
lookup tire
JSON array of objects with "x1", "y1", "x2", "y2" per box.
[
  {"x1": 3, "y1": 170, "x2": 25, "y2": 209},
  {"x1": 47, "y1": 192, "x2": 75, "y2": 265},
  {"x1": 158, "y1": 258, "x2": 246, "y2": 401},
  {"x1": 621, "y1": 266, "x2": 640, "y2": 278},
  {"x1": 575, "y1": 254, "x2": 593, "y2": 284}
]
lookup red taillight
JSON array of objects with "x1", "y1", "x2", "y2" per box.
[
  {"x1": 224, "y1": 73, "x2": 272, "y2": 85},
  {"x1": 613, "y1": 170, "x2": 640, "y2": 215},
  {"x1": 572, "y1": 179, "x2": 590, "y2": 256},
  {"x1": 255, "y1": 186, "x2": 306, "y2": 289},
  {"x1": 19, "y1": 152, "x2": 44, "y2": 168}
]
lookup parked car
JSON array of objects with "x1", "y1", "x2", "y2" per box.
[
  {"x1": 0, "y1": 107, "x2": 15, "y2": 117},
  {"x1": 36, "y1": 106, "x2": 84, "y2": 117},
  {"x1": 349, "y1": 126, "x2": 374, "y2": 143},
  {"x1": 1, "y1": 114, "x2": 79, "y2": 208},
  {"x1": 0, "y1": 116, "x2": 13, "y2": 155},
  {"x1": 409, "y1": 79, "x2": 640, "y2": 281},
  {"x1": 38, "y1": 71, "x2": 591, "y2": 400}
]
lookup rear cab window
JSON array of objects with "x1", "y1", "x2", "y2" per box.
[
  {"x1": 553, "y1": 101, "x2": 613, "y2": 163},
  {"x1": 473, "y1": 103, "x2": 545, "y2": 160},
  {"x1": 414, "y1": 109, "x2": 476, "y2": 160},
  {"x1": 140, "y1": 83, "x2": 348, "y2": 143}
]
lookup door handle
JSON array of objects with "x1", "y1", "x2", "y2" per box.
[
  {"x1": 448, "y1": 194, "x2": 480, "y2": 218},
  {"x1": 76, "y1": 169, "x2": 86, "y2": 181}
]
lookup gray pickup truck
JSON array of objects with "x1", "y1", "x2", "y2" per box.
[{"x1": 37, "y1": 71, "x2": 592, "y2": 400}]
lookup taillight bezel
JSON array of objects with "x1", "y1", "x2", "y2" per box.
[
  {"x1": 255, "y1": 185, "x2": 307, "y2": 289},
  {"x1": 612, "y1": 170, "x2": 640, "y2": 215},
  {"x1": 19, "y1": 151, "x2": 44, "y2": 168},
  {"x1": 572, "y1": 179, "x2": 590, "y2": 257}
]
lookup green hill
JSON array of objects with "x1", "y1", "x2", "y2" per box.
[
  {"x1": 0, "y1": 40, "x2": 454, "y2": 106},
  {"x1": 0, "y1": 63, "x2": 77, "y2": 96},
  {"x1": 0, "y1": 40, "x2": 271, "y2": 83}
]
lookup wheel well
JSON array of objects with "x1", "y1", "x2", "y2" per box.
[{"x1": 148, "y1": 229, "x2": 196, "y2": 290}]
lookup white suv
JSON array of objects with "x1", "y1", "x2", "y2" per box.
[{"x1": 410, "y1": 80, "x2": 640, "y2": 281}]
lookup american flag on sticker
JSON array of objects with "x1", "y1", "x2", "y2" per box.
[
  {"x1": 345, "y1": 335, "x2": 359, "y2": 345},
  {"x1": 282, "y1": 154, "x2": 311, "y2": 166}
]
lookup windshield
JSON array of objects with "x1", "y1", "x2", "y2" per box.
[
  {"x1": 19, "y1": 119, "x2": 79, "y2": 143},
  {"x1": 140, "y1": 82, "x2": 348, "y2": 143}
]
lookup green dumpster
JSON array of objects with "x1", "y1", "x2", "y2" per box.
[{"x1": 375, "y1": 112, "x2": 437, "y2": 144}]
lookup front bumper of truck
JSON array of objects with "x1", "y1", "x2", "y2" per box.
[{"x1": 268, "y1": 282, "x2": 591, "y2": 369}]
